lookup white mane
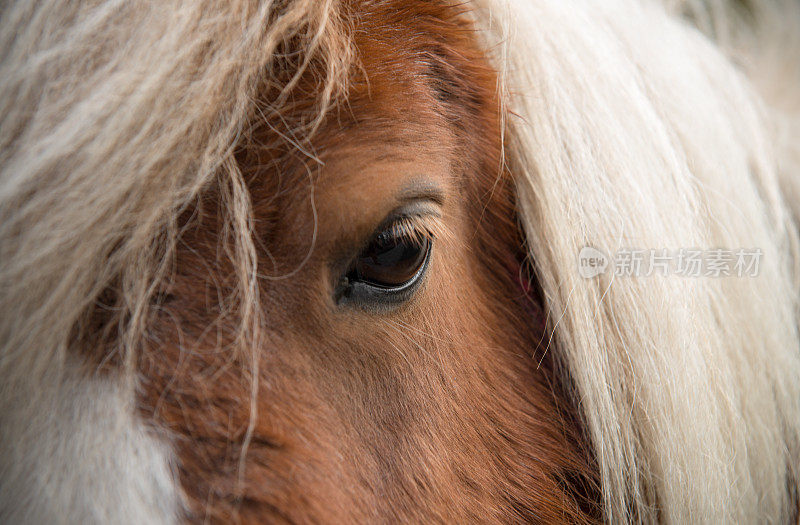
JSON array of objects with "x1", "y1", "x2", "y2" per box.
[{"x1": 475, "y1": 0, "x2": 800, "y2": 520}]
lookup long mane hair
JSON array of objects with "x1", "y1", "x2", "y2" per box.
[
  {"x1": 1, "y1": 0, "x2": 799, "y2": 522},
  {"x1": 474, "y1": 0, "x2": 800, "y2": 520}
]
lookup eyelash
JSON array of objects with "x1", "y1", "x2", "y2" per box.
[{"x1": 383, "y1": 216, "x2": 439, "y2": 245}]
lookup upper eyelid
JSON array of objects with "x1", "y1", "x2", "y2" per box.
[{"x1": 397, "y1": 181, "x2": 446, "y2": 207}]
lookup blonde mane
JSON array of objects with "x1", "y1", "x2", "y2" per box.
[
  {"x1": 475, "y1": 0, "x2": 800, "y2": 520},
  {"x1": 0, "y1": 1, "x2": 350, "y2": 521},
  {"x1": 1, "y1": 0, "x2": 799, "y2": 522}
]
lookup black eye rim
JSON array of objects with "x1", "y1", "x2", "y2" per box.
[{"x1": 334, "y1": 222, "x2": 434, "y2": 311}]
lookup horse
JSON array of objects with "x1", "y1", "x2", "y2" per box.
[{"x1": 1, "y1": 0, "x2": 799, "y2": 522}]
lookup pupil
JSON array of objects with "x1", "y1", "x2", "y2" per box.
[{"x1": 355, "y1": 234, "x2": 428, "y2": 287}]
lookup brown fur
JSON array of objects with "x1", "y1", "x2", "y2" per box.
[{"x1": 137, "y1": 1, "x2": 600, "y2": 522}]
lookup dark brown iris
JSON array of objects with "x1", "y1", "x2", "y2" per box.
[{"x1": 354, "y1": 229, "x2": 430, "y2": 288}]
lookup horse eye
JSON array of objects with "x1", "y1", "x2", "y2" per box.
[
  {"x1": 336, "y1": 220, "x2": 433, "y2": 309},
  {"x1": 354, "y1": 230, "x2": 430, "y2": 287}
]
